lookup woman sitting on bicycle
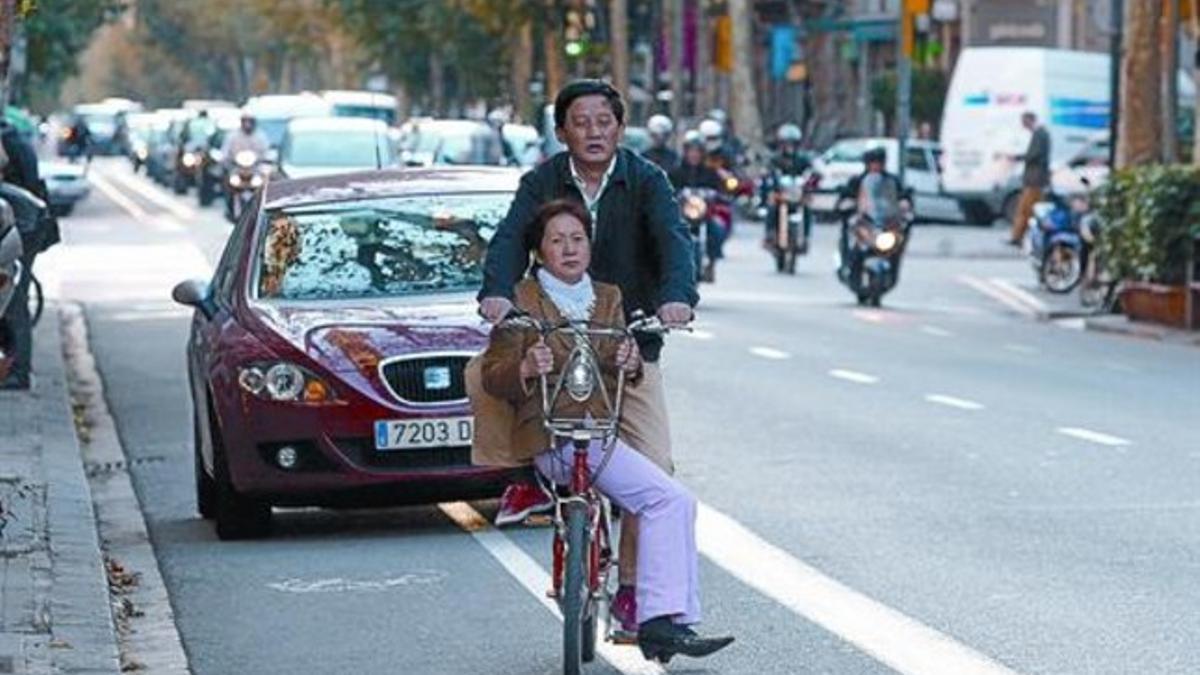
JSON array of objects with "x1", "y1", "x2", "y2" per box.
[{"x1": 478, "y1": 199, "x2": 733, "y2": 663}]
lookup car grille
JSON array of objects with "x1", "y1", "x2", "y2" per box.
[
  {"x1": 379, "y1": 354, "x2": 470, "y2": 405},
  {"x1": 335, "y1": 438, "x2": 473, "y2": 471}
]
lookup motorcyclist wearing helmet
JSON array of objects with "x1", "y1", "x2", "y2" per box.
[
  {"x1": 838, "y1": 147, "x2": 906, "y2": 296},
  {"x1": 669, "y1": 131, "x2": 726, "y2": 282},
  {"x1": 643, "y1": 114, "x2": 679, "y2": 172},
  {"x1": 698, "y1": 118, "x2": 734, "y2": 171},
  {"x1": 760, "y1": 123, "x2": 813, "y2": 248},
  {"x1": 219, "y1": 112, "x2": 270, "y2": 169}
]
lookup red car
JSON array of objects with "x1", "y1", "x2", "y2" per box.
[{"x1": 173, "y1": 167, "x2": 522, "y2": 539}]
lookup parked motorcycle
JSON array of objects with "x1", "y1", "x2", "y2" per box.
[
  {"x1": 1026, "y1": 193, "x2": 1087, "y2": 294},
  {"x1": 225, "y1": 150, "x2": 267, "y2": 223},
  {"x1": 835, "y1": 192, "x2": 914, "y2": 307}
]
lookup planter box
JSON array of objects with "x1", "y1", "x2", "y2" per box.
[{"x1": 1120, "y1": 281, "x2": 1195, "y2": 329}]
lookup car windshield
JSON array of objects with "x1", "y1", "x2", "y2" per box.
[
  {"x1": 254, "y1": 193, "x2": 509, "y2": 301},
  {"x1": 285, "y1": 129, "x2": 395, "y2": 167},
  {"x1": 332, "y1": 104, "x2": 396, "y2": 125}
]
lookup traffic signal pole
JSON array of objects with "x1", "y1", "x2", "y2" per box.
[{"x1": 897, "y1": 1, "x2": 927, "y2": 185}]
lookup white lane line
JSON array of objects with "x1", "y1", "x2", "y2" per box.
[
  {"x1": 829, "y1": 369, "x2": 879, "y2": 385},
  {"x1": 749, "y1": 346, "x2": 790, "y2": 360},
  {"x1": 921, "y1": 325, "x2": 954, "y2": 338},
  {"x1": 110, "y1": 169, "x2": 199, "y2": 221},
  {"x1": 990, "y1": 278, "x2": 1048, "y2": 315},
  {"x1": 924, "y1": 394, "x2": 985, "y2": 411},
  {"x1": 1057, "y1": 427, "x2": 1132, "y2": 447},
  {"x1": 88, "y1": 172, "x2": 149, "y2": 220},
  {"x1": 1003, "y1": 343, "x2": 1038, "y2": 355},
  {"x1": 697, "y1": 504, "x2": 1021, "y2": 675},
  {"x1": 439, "y1": 502, "x2": 664, "y2": 675},
  {"x1": 682, "y1": 328, "x2": 715, "y2": 341},
  {"x1": 957, "y1": 275, "x2": 1037, "y2": 318}
]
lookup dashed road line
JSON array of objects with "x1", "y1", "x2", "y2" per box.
[
  {"x1": 828, "y1": 369, "x2": 879, "y2": 384},
  {"x1": 924, "y1": 394, "x2": 985, "y2": 411},
  {"x1": 749, "y1": 346, "x2": 790, "y2": 360},
  {"x1": 697, "y1": 504, "x2": 1022, "y2": 675},
  {"x1": 88, "y1": 172, "x2": 149, "y2": 220},
  {"x1": 1057, "y1": 427, "x2": 1131, "y2": 447},
  {"x1": 921, "y1": 325, "x2": 954, "y2": 338},
  {"x1": 438, "y1": 502, "x2": 664, "y2": 675},
  {"x1": 1003, "y1": 343, "x2": 1039, "y2": 355}
]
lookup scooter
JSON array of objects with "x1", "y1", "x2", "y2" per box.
[
  {"x1": 835, "y1": 193, "x2": 914, "y2": 307},
  {"x1": 679, "y1": 187, "x2": 720, "y2": 283},
  {"x1": 1026, "y1": 193, "x2": 1086, "y2": 294},
  {"x1": 225, "y1": 150, "x2": 268, "y2": 223}
]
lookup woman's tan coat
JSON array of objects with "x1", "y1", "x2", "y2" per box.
[{"x1": 468, "y1": 277, "x2": 638, "y2": 466}]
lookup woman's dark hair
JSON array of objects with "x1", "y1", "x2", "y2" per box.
[
  {"x1": 525, "y1": 199, "x2": 593, "y2": 254},
  {"x1": 554, "y1": 79, "x2": 626, "y2": 128}
]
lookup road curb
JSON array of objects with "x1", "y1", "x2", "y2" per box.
[
  {"x1": 59, "y1": 303, "x2": 191, "y2": 674},
  {"x1": 1083, "y1": 314, "x2": 1200, "y2": 346}
]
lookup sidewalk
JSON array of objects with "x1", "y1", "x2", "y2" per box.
[
  {"x1": 0, "y1": 306, "x2": 120, "y2": 674},
  {"x1": 1083, "y1": 313, "x2": 1200, "y2": 346}
]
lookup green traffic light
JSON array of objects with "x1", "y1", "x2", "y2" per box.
[{"x1": 565, "y1": 41, "x2": 585, "y2": 57}]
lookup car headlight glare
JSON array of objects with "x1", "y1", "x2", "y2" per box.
[{"x1": 266, "y1": 363, "x2": 305, "y2": 401}]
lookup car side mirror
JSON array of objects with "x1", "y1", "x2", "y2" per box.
[{"x1": 172, "y1": 279, "x2": 216, "y2": 320}]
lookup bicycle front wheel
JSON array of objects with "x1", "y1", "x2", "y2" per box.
[
  {"x1": 29, "y1": 274, "x2": 43, "y2": 326},
  {"x1": 561, "y1": 500, "x2": 590, "y2": 675}
]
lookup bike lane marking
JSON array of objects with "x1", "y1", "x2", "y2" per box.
[
  {"x1": 109, "y1": 167, "x2": 200, "y2": 221},
  {"x1": 696, "y1": 504, "x2": 1022, "y2": 675},
  {"x1": 924, "y1": 394, "x2": 986, "y2": 411},
  {"x1": 828, "y1": 369, "x2": 879, "y2": 385},
  {"x1": 957, "y1": 275, "x2": 1038, "y2": 318},
  {"x1": 87, "y1": 172, "x2": 184, "y2": 233},
  {"x1": 1056, "y1": 427, "x2": 1131, "y2": 447},
  {"x1": 438, "y1": 502, "x2": 666, "y2": 675}
]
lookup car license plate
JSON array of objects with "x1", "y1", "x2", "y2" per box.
[{"x1": 374, "y1": 416, "x2": 473, "y2": 451}]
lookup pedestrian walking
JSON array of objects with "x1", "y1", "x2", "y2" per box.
[{"x1": 1006, "y1": 111, "x2": 1051, "y2": 246}]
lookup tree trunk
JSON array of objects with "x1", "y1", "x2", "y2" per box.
[
  {"x1": 668, "y1": 0, "x2": 684, "y2": 121},
  {"x1": 609, "y1": 0, "x2": 628, "y2": 103},
  {"x1": 1116, "y1": 0, "x2": 1163, "y2": 168},
  {"x1": 512, "y1": 21, "x2": 534, "y2": 123},
  {"x1": 728, "y1": 0, "x2": 764, "y2": 157},
  {"x1": 430, "y1": 50, "x2": 446, "y2": 117},
  {"x1": 695, "y1": 3, "x2": 713, "y2": 117},
  {"x1": 543, "y1": 2, "x2": 566, "y2": 100},
  {"x1": 1161, "y1": 0, "x2": 1179, "y2": 163}
]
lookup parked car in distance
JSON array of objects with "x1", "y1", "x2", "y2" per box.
[
  {"x1": 243, "y1": 93, "x2": 332, "y2": 150},
  {"x1": 399, "y1": 119, "x2": 504, "y2": 167},
  {"x1": 500, "y1": 123, "x2": 542, "y2": 168},
  {"x1": 808, "y1": 137, "x2": 962, "y2": 223},
  {"x1": 277, "y1": 117, "x2": 397, "y2": 179},
  {"x1": 172, "y1": 166, "x2": 523, "y2": 539},
  {"x1": 39, "y1": 160, "x2": 90, "y2": 216}
]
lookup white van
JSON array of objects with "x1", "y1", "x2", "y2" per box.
[{"x1": 940, "y1": 47, "x2": 1193, "y2": 223}]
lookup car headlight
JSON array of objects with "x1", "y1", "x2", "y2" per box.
[
  {"x1": 238, "y1": 362, "x2": 335, "y2": 403},
  {"x1": 249, "y1": 174, "x2": 264, "y2": 188},
  {"x1": 228, "y1": 174, "x2": 243, "y2": 188},
  {"x1": 874, "y1": 231, "x2": 898, "y2": 253},
  {"x1": 682, "y1": 196, "x2": 707, "y2": 221}
]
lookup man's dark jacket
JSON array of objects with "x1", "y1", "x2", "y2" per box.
[
  {"x1": 1020, "y1": 126, "x2": 1051, "y2": 188},
  {"x1": 480, "y1": 148, "x2": 697, "y2": 362}
]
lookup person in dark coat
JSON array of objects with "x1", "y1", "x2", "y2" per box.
[{"x1": 1007, "y1": 111, "x2": 1051, "y2": 245}]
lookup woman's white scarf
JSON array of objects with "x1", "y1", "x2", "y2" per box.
[{"x1": 536, "y1": 268, "x2": 595, "y2": 322}]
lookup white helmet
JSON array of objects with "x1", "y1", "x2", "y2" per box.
[
  {"x1": 647, "y1": 114, "x2": 673, "y2": 138},
  {"x1": 776, "y1": 123, "x2": 802, "y2": 144},
  {"x1": 698, "y1": 119, "x2": 723, "y2": 152}
]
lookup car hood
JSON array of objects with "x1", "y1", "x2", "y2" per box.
[{"x1": 253, "y1": 297, "x2": 490, "y2": 374}]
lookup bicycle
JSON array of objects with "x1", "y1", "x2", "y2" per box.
[
  {"x1": 499, "y1": 310, "x2": 676, "y2": 675},
  {"x1": 28, "y1": 270, "x2": 43, "y2": 326}
]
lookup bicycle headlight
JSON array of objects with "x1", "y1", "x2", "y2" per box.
[
  {"x1": 682, "y1": 195, "x2": 707, "y2": 221},
  {"x1": 874, "y1": 231, "x2": 898, "y2": 253},
  {"x1": 564, "y1": 353, "x2": 595, "y2": 402}
]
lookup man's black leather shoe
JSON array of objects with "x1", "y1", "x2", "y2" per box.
[{"x1": 637, "y1": 617, "x2": 734, "y2": 663}]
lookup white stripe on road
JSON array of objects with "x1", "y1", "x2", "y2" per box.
[
  {"x1": 1003, "y1": 343, "x2": 1039, "y2": 355},
  {"x1": 681, "y1": 328, "x2": 715, "y2": 341},
  {"x1": 958, "y1": 275, "x2": 1038, "y2": 318},
  {"x1": 438, "y1": 502, "x2": 665, "y2": 675},
  {"x1": 110, "y1": 169, "x2": 199, "y2": 221},
  {"x1": 749, "y1": 346, "x2": 790, "y2": 360},
  {"x1": 829, "y1": 369, "x2": 879, "y2": 384},
  {"x1": 87, "y1": 172, "x2": 149, "y2": 220},
  {"x1": 990, "y1": 278, "x2": 1049, "y2": 315},
  {"x1": 1056, "y1": 427, "x2": 1132, "y2": 447},
  {"x1": 921, "y1": 325, "x2": 954, "y2": 338},
  {"x1": 697, "y1": 504, "x2": 1021, "y2": 675},
  {"x1": 924, "y1": 394, "x2": 985, "y2": 411}
]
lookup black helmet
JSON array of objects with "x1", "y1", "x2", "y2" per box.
[{"x1": 862, "y1": 147, "x2": 886, "y2": 164}]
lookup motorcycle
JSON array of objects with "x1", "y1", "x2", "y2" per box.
[
  {"x1": 1026, "y1": 193, "x2": 1086, "y2": 294},
  {"x1": 835, "y1": 192, "x2": 913, "y2": 307},
  {"x1": 679, "y1": 187, "x2": 721, "y2": 283},
  {"x1": 225, "y1": 150, "x2": 267, "y2": 223},
  {"x1": 760, "y1": 171, "x2": 819, "y2": 275},
  {"x1": 0, "y1": 202, "x2": 23, "y2": 381}
]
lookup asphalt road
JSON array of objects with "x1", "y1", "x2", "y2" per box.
[{"x1": 36, "y1": 158, "x2": 1200, "y2": 675}]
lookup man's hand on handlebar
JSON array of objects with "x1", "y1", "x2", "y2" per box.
[
  {"x1": 520, "y1": 338, "x2": 554, "y2": 379},
  {"x1": 657, "y1": 302, "x2": 693, "y2": 328},
  {"x1": 479, "y1": 296, "x2": 514, "y2": 324},
  {"x1": 615, "y1": 338, "x2": 641, "y2": 374}
]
